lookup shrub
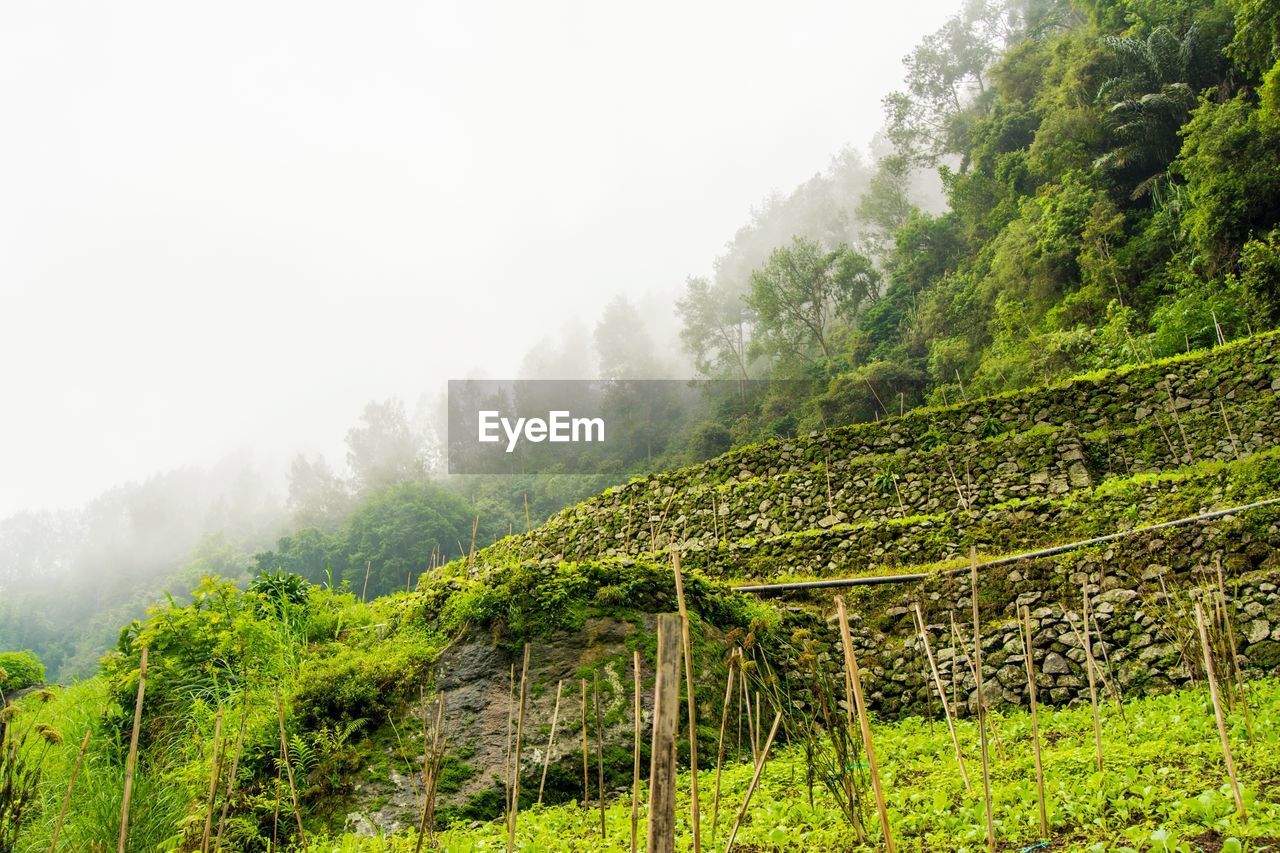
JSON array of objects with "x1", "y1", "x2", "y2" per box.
[{"x1": 0, "y1": 650, "x2": 45, "y2": 693}]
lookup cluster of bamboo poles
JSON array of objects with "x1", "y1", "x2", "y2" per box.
[
  {"x1": 493, "y1": 552, "x2": 786, "y2": 853},
  {"x1": 87, "y1": 539, "x2": 1253, "y2": 852},
  {"x1": 107, "y1": 650, "x2": 297, "y2": 853},
  {"x1": 845, "y1": 546, "x2": 1253, "y2": 852}
]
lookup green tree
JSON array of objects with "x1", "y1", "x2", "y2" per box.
[
  {"x1": 883, "y1": 0, "x2": 1013, "y2": 167},
  {"x1": 675, "y1": 276, "x2": 753, "y2": 380},
  {"x1": 1095, "y1": 25, "x2": 1222, "y2": 198},
  {"x1": 287, "y1": 453, "x2": 352, "y2": 530},
  {"x1": 345, "y1": 399, "x2": 426, "y2": 494},
  {"x1": 344, "y1": 482, "x2": 474, "y2": 597},
  {"x1": 1227, "y1": 0, "x2": 1280, "y2": 74},
  {"x1": 0, "y1": 650, "x2": 44, "y2": 694},
  {"x1": 747, "y1": 238, "x2": 880, "y2": 367},
  {"x1": 1176, "y1": 89, "x2": 1280, "y2": 272}
]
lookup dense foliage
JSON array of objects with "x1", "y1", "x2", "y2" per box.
[
  {"x1": 302, "y1": 680, "x2": 1280, "y2": 851},
  {"x1": 677, "y1": 0, "x2": 1280, "y2": 435},
  {"x1": 0, "y1": 652, "x2": 44, "y2": 696}
]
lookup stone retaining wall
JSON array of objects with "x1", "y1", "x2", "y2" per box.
[{"x1": 815, "y1": 504, "x2": 1280, "y2": 717}]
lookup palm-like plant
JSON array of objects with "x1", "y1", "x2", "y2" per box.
[{"x1": 1095, "y1": 26, "x2": 1210, "y2": 199}]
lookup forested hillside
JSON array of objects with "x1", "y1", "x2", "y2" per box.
[
  {"x1": 4, "y1": 0, "x2": 1280, "y2": 849},
  {"x1": 674, "y1": 0, "x2": 1280, "y2": 435},
  {"x1": 6, "y1": 0, "x2": 1280, "y2": 682}
]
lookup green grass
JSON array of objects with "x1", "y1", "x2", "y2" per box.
[{"x1": 304, "y1": 679, "x2": 1280, "y2": 852}]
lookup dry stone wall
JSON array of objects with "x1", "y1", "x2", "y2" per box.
[
  {"x1": 479, "y1": 335, "x2": 1280, "y2": 569},
  {"x1": 814, "y1": 503, "x2": 1280, "y2": 717}
]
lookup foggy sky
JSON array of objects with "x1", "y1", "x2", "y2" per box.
[{"x1": 0, "y1": 0, "x2": 959, "y2": 517}]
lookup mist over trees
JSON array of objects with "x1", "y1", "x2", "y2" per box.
[
  {"x1": 674, "y1": 0, "x2": 1280, "y2": 437},
  {"x1": 0, "y1": 455, "x2": 282, "y2": 679},
  {"x1": 7, "y1": 0, "x2": 1280, "y2": 681}
]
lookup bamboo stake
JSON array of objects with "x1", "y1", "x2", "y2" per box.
[
  {"x1": 416, "y1": 694, "x2": 446, "y2": 853},
  {"x1": 117, "y1": 646, "x2": 148, "y2": 853},
  {"x1": 275, "y1": 689, "x2": 306, "y2": 844},
  {"x1": 50, "y1": 730, "x2": 91, "y2": 853},
  {"x1": 508, "y1": 644, "x2": 531, "y2": 851},
  {"x1": 836, "y1": 597, "x2": 895, "y2": 853},
  {"x1": 361, "y1": 560, "x2": 372, "y2": 602},
  {"x1": 913, "y1": 604, "x2": 970, "y2": 793},
  {"x1": 735, "y1": 673, "x2": 743, "y2": 760},
  {"x1": 1220, "y1": 402, "x2": 1241, "y2": 460},
  {"x1": 429, "y1": 696, "x2": 447, "y2": 835},
  {"x1": 740, "y1": 675, "x2": 758, "y2": 765},
  {"x1": 503, "y1": 663, "x2": 515, "y2": 820},
  {"x1": 747, "y1": 691, "x2": 757, "y2": 758},
  {"x1": 524, "y1": 493, "x2": 531, "y2": 533},
  {"x1": 1195, "y1": 602, "x2": 1246, "y2": 819},
  {"x1": 537, "y1": 680, "x2": 564, "y2": 805},
  {"x1": 955, "y1": 617, "x2": 1007, "y2": 762},
  {"x1": 647, "y1": 613, "x2": 683, "y2": 853},
  {"x1": 271, "y1": 760, "x2": 281, "y2": 852},
  {"x1": 214, "y1": 705, "x2": 250, "y2": 852},
  {"x1": 1021, "y1": 606, "x2": 1048, "y2": 839},
  {"x1": 467, "y1": 513, "x2": 480, "y2": 571},
  {"x1": 1080, "y1": 584, "x2": 1104, "y2": 773},
  {"x1": 581, "y1": 678, "x2": 591, "y2": 806},
  {"x1": 593, "y1": 671, "x2": 606, "y2": 837},
  {"x1": 1215, "y1": 555, "x2": 1255, "y2": 741},
  {"x1": 672, "y1": 552, "x2": 702, "y2": 852},
  {"x1": 969, "y1": 552, "x2": 995, "y2": 853},
  {"x1": 200, "y1": 705, "x2": 225, "y2": 852},
  {"x1": 710, "y1": 651, "x2": 737, "y2": 842},
  {"x1": 631, "y1": 650, "x2": 643, "y2": 853},
  {"x1": 722, "y1": 711, "x2": 782, "y2": 853}
]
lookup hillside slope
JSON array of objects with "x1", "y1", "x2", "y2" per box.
[{"x1": 9, "y1": 335, "x2": 1280, "y2": 849}]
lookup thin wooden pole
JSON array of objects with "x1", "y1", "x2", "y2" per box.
[
  {"x1": 271, "y1": 760, "x2": 281, "y2": 852},
  {"x1": 747, "y1": 691, "x2": 757, "y2": 758},
  {"x1": 361, "y1": 560, "x2": 372, "y2": 602},
  {"x1": 50, "y1": 730, "x2": 91, "y2": 853},
  {"x1": 631, "y1": 650, "x2": 642, "y2": 853},
  {"x1": 1220, "y1": 401, "x2": 1241, "y2": 460},
  {"x1": 200, "y1": 705, "x2": 225, "y2": 852},
  {"x1": 722, "y1": 711, "x2": 783, "y2": 853},
  {"x1": 1195, "y1": 602, "x2": 1246, "y2": 819},
  {"x1": 214, "y1": 704, "x2": 250, "y2": 852},
  {"x1": 416, "y1": 694, "x2": 446, "y2": 852},
  {"x1": 117, "y1": 646, "x2": 148, "y2": 853},
  {"x1": 1021, "y1": 606, "x2": 1048, "y2": 839},
  {"x1": 955, "y1": 619, "x2": 1007, "y2": 762},
  {"x1": 525, "y1": 492, "x2": 532, "y2": 532},
  {"x1": 739, "y1": 674, "x2": 758, "y2": 765},
  {"x1": 1080, "y1": 583, "x2": 1104, "y2": 773},
  {"x1": 467, "y1": 513, "x2": 480, "y2": 571},
  {"x1": 710, "y1": 651, "x2": 737, "y2": 842},
  {"x1": 913, "y1": 604, "x2": 970, "y2": 794},
  {"x1": 836, "y1": 597, "x2": 895, "y2": 853},
  {"x1": 581, "y1": 678, "x2": 591, "y2": 808},
  {"x1": 1215, "y1": 555, "x2": 1255, "y2": 741},
  {"x1": 508, "y1": 644, "x2": 531, "y2": 851},
  {"x1": 422, "y1": 686, "x2": 437, "y2": 845},
  {"x1": 672, "y1": 552, "x2": 702, "y2": 852},
  {"x1": 503, "y1": 663, "x2": 516, "y2": 820},
  {"x1": 537, "y1": 680, "x2": 564, "y2": 805},
  {"x1": 970, "y1": 551, "x2": 995, "y2": 853},
  {"x1": 647, "y1": 613, "x2": 682, "y2": 853},
  {"x1": 593, "y1": 671, "x2": 606, "y2": 837},
  {"x1": 275, "y1": 689, "x2": 306, "y2": 843}
]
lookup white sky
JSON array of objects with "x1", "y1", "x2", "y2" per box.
[{"x1": 0, "y1": 0, "x2": 958, "y2": 517}]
